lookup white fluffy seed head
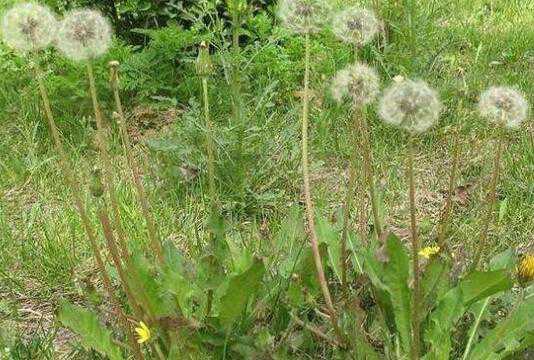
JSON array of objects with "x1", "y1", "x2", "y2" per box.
[
  {"x1": 332, "y1": 7, "x2": 379, "y2": 46},
  {"x1": 478, "y1": 86, "x2": 529, "y2": 129},
  {"x1": 331, "y1": 62, "x2": 380, "y2": 107},
  {"x1": 379, "y1": 79, "x2": 442, "y2": 134},
  {"x1": 1, "y1": 2, "x2": 57, "y2": 53},
  {"x1": 278, "y1": 0, "x2": 331, "y2": 34},
  {"x1": 56, "y1": 9, "x2": 112, "y2": 61}
]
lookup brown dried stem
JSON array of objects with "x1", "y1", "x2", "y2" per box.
[{"x1": 108, "y1": 61, "x2": 165, "y2": 264}]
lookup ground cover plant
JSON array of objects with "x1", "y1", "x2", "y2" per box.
[{"x1": 0, "y1": 0, "x2": 533, "y2": 359}]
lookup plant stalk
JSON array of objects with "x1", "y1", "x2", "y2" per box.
[
  {"x1": 437, "y1": 133, "x2": 460, "y2": 250},
  {"x1": 340, "y1": 107, "x2": 364, "y2": 288},
  {"x1": 231, "y1": 14, "x2": 246, "y2": 205},
  {"x1": 97, "y1": 206, "x2": 144, "y2": 318},
  {"x1": 461, "y1": 296, "x2": 490, "y2": 360},
  {"x1": 407, "y1": 135, "x2": 420, "y2": 360},
  {"x1": 471, "y1": 131, "x2": 505, "y2": 270},
  {"x1": 108, "y1": 62, "x2": 165, "y2": 264},
  {"x1": 33, "y1": 61, "x2": 142, "y2": 359},
  {"x1": 301, "y1": 33, "x2": 344, "y2": 345},
  {"x1": 360, "y1": 110, "x2": 382, "y2": 239},
  {"x1": 201, "y1": 75, "x2": 217, "y2": 212},
  {"x1": 86, "y1": 63, "x2": 132, "y2": 263}
]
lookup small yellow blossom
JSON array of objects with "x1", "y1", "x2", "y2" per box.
[
  {"x1": 419, "y1": 246, "x2": 440, "y2": 259},
  {"x1": 517, "y1": 253, "x2": 534, "y2": 285},
  {"x1": 135, "y1": 321, "x2": 151, "y2": 344}
]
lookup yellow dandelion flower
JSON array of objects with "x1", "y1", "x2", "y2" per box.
[
  {"x1": 134, "y1": 321, "x2": 151, "y2": 344},
  {"x1": 419, "y1": 246, "x2": 440, "y2": 259},
  {"x1": 517, "y1": 253, "x2": 534, "y2": 285}
]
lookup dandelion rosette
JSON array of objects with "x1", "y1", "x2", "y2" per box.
[
  {"x1": 56, "y1": 9, "x2": 112, "y2": 61},
  {"x1": 332, "y1": 7, "x2": 379, "y2": 46},
  {"x1": 331, "y1": 62, "x2": 380, "y2": 107},
  {"x1": 1, "y1": 2, "x2": 57, "y2": 53},
  {"x1": 278, "y1": 0, "x2": 331, "y2": 34},
  {"x1": 478, "y1": 86, "x2": 529, "y2": 129},
  {"x1": 379, "y1": 79, "x2": 442, "y2": 134}
]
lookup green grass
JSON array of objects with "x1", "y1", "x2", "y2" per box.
[{"x1": 0, "y1": 0, "x2": 533, "y2": 357}]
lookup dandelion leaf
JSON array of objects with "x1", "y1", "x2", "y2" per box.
[{"x1": 58, "y1": 302, "x2": 123, "y2": 360}]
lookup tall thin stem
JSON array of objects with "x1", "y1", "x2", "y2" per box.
[
  {"x1": 97, "y1": 206, "x2": 146, "y2": 360},
  {"x1": 202, "y1": 76, "x2": 217, "y2": 211},
  {"x1": 97, "y1": 205, "x2": 144, "y2": 318},
  {"x1": 471, "y1": 131, "x2": 505, "y2": 270},
  {"x1": 33, "y1": 61, "x2": 142, "y2": 359},
  {"x1": 360, "y1": 110, "x2": 382, "y2": 239},
  {"x1": 301, "y1": 33, "x2": 344, "y2": 345},
  {"x1": 407, "y1": 135, "x2": 420, "y2": 360},
  {"x1": 108, "y1": 62, "x2": 165, "y2": 264},
  {"x1": 230, "y1": 13, "x2": 246, "y2": 204},
  {"x1": 86, "y1": 63, "x2": 133, "y2": 263},
  {"x1": 340, "y1": 107, "x2": 364, "y2": 288},
  {"x1": 437, "y1": 133, "x2": 460, "y2": 250}
]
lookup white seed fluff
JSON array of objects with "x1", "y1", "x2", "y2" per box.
[
  {"x1": 331, "y1": 62, "x2": 380, "y2": 107},
  {"x1": 1, "y1": 2, "x2": 57, "y2": 53},
  {"x1": 278, "y1": 0, "x2": 331, "y2": 34},
  {"x1": 478, "y1": 86, "x2": 529, "y2": 129},
  {"x1": 332, "y1": 7, "x2": 379, "y2": 46},
  {"x1": 56, "y1": 9, "x2": 112, "y2": 62},
  {"x1": 379, "y1": 79, "x2": 442, "y2": 134}
]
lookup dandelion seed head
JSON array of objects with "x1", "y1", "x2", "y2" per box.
[
  {"x1": 379, "y1": 79, "x2": 442, "y2": 134},
  {"x1": 478, "y1": 86, "x2": 529, "y2": 129},
  {"x1": 331, "y1": 62, "x2": 379, "y2": 107},
  {"x1": 278, "y1": 0, "x2": 331, "y2": 34},
  {"x1": 332, "y1": 7, "x2": 379, "y2": 46},
  {"x1": 56, "y1": 9, "x2": 111, "y2": 61},
  {"x1": 1, "y1": 2, "x2": 57, "y2": 53}
]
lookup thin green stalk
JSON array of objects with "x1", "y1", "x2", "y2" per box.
[
  {"x1": 230, "y1": 12, "x2": 246, "y2": 204},
  {"x1": 301, "y1": 33, "x2": 344, "y2": 346},
  {"x1": 108, "y1": 62, "x2": 165, "y2": 265},
  {"x1": 202, "y1": 75, "x2": 217, "y2": 211},
  {"x1": 97, "y1": 206, "x2": 144, "y2": 319},
  {"x1": 340, "y1": 108, "x2": 364, "y2": 288},
  {"x1": 471, "y1": 131, "x2": 505, "y2": 270},
  {"x1": 407, "y1": 135, "x2": 420, "y2": 360},
  {"x1": 437, "y1": 132, "x2": 461, "y2": 250},
  {"x1": 360, "y1": 110, "x2": 382, "y2": 239},
  {"x1": 86, "y1": 62, "x2": 134, "y2": 264},
  {"x1": 33, "y1": 61, "x2": 142, "y2": 359},
  {"x1": 461, "y1": 296, "x2": 490, "y2": 360}
]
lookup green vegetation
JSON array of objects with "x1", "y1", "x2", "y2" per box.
[{"x1": 0, "y1": 0, "x2": 532, "y2": 359}]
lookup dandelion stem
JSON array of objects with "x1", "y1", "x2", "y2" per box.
[
  {"x1": 340, "y1": 107, "x2": 364, "y2": 288},
  {"x1": 202, "y1": 75, "x2": 217, "y2": 214},
  {"x1": 86, "y1": 62, "x2": 133, "y2": 264},
  {"x1": 301, "y1": 33, "x2": 344, "y2": 346},
  {"x1": 97, "y1": 206, "x2": 143, "y2": 318},
  {"x1": 407, "y1": 135, "x2": 421, "y2": 360},
  {"x1": 437, "y1": 132, "x2": 461, "y2": 251},
  {"x1": 230, "y1": 15, "x2": 246, "y2": 205},
  {"x1": 33, "y1": 61, "x2": 142, "y2": 359},
  {"x1": 108, "y1": 62, "x2": 165, "y2": 265},
  {"x1": 471, "y1": 131, "x2": 505, "y2": 270},
  {"x1": 361, "y1": 109, "x2": 382, "y2": 239},
  {"x1": 97, "y1": 207, "x2": 146, "y2": 360}
]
